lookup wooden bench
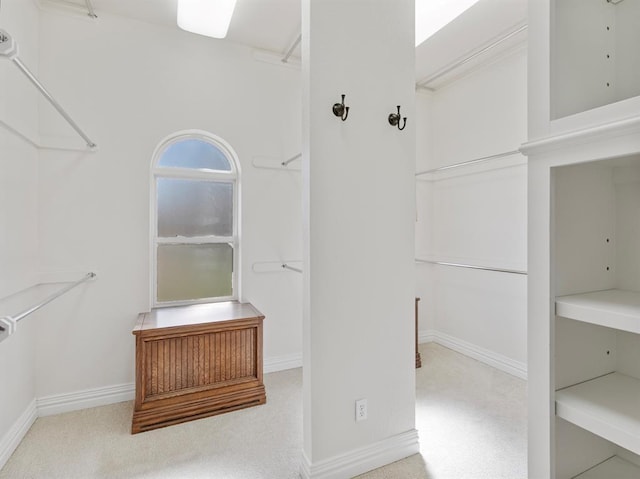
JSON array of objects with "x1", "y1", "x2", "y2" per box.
[{"x1": 131, "y1": 301, "x2": 266, "y2": 434}]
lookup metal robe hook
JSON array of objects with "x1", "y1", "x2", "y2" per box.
[
  {"x1": 332, "y1": 94, "x2": 350, "y2": 121},
  {"x1": 388, "y1": 105, "x2": 407, "y2": 131}
]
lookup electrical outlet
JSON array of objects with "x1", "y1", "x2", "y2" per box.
[{"x1": 355, "y1": 398, "x2": 367, "y2": 422}]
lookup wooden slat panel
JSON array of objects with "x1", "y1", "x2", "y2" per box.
[
  {"x1": 146, "y1": 340, "x2": 152, "y2": 394},
  {"x1": 151, "y1": 340, "x2": 158, "y2": 396},
  {"x1": 249, "y1": 328, "x2": 255, "y2": 376},
  {"x1": 215, "y1": 333, "x2": 221, "y2": 383},
  {"x1": 241, "y1": 329, "x2": 246, "y2": 378},
  {"x1": 143, "y1": 328, "x2": 258, "y2": 399},
  {"x1": 223, "y1": 331, "x2": 229, "y2": 381},
  {"x1": 232, "y1": 330, "x2": 237, "y2": 377},
  {"x1": 169, "y1": 338, "x2": 175, "y2": 392},
  {"x1": 175, "y1": 337, "x2": 182, "y2": 391},
  {"x1": 204, "y1": 333, "x2": 210, "y2": 384},
  {"x1": 198, "y1": 335, "x2": 205, "y2": 386},
  {"x1": 181, "y1": 337, "x2": 188, "y2": 389},
  {"x1": 192, "y1": 336, "x2": 197, "y2": 388},
  {"x1": 161, "y1": 340, "x2": 172, "y2": 392},
  {"x1": 187, "y1": 336, "x2": 193, "y2": 387}
]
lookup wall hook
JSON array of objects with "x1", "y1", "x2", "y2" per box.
[
  {"x1": 388, "y1": 105, "x2": 407, "y2": 131},
  {"x1": 332, "y1": 94, "x2": 350, "y2": 121}
]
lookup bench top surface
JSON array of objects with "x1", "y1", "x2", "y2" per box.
[{"x1": 133, "y1": 301, "x2": 264, "y2": 333}]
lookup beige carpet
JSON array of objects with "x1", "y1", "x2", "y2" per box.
[{"x1": 0, "y1": 344, "x2": 526, "y2": 478}]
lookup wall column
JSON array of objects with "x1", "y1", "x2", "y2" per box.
[{"x1": 301, "y1": 1, "x2": 418, "y2": 477}]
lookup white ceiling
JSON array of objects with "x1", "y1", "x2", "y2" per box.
[
  {"x1": 40, "y1": 0, "x2": 527, "y2": 87},
  {"x1": 41, "y1": 0, "x2": 302, "y2": 57}
]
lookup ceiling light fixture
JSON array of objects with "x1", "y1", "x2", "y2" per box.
[
  {"x1": 415, "y1": 0, "x2": 481, "y2": 46},
  {"x1": 177, "y1": 0, "x2": 237, "y2": 39}
]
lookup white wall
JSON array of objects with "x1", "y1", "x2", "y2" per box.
[
  {"x1": 31, "y1": 9, "x2": 302, "y2": 399},
  {"x1": 416, "y1": 46, "x2": 528, "y2": 374},
  {"x1": 0, "y1": 0, "x2": 40, "y2": 466},
  {"x1": 302, "y1": 0, "x2": 417, "y2": 475}
]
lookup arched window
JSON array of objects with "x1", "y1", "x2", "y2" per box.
[{"x1": 151, "y1": 131, "x2": 239, "y2": 306}]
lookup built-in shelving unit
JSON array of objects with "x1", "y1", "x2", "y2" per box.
[
  {"x1": 527, "y1": 0, "x2": 640, "y2": 477},
  {"x1": 548, "y1": 157, "x2": 640, "y2": 478},
  {"x1": 556, "y1": 289, "x2": 640, "y2": 334},
  {"x1": 552, "y1": 0, "x2": 640, "y2": 121}
]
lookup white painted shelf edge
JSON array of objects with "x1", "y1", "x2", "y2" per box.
[
  {"x1": 555, "y1": 289, "x2": 640, "y2": 334},
  {"x1": 556, "y1": 372, "x2": 640, "y2": 456},
  {"x1": 572, "y1": 456, "x2": 640, "y2": 479}
]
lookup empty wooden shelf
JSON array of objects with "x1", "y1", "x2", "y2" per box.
[
  {"x1": 131, "y1": 301, "x2": 266, "y2": 434},
  {"x1": 556, "y1": 289, "x2": 640, "y2": 334},
  {"x1": 555, "y1": 372, "x2": 640, "y2": 455}
]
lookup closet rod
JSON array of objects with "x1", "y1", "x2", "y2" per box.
[
  {"x1": 13, "y1": 273, "x2": 96, "y2": 324},
  {"x1": 0, "y1": 30, "x2": 97, "y2": 149},
  {"x1": 417, "y1": 24, "x2": 527, "y2": 88},
  {"x1": 282, "y1": 34, "x2": 301, "y2": 63},
  {"x1": 415, "y1": 149, "x2": 521, "y2": 176},
  {"x1": 282, "y1": 153, "x2": 302, "y2": 166},
  {"x1": 0, "y1": 272, "x2": 96, "y2": 342},
  {"x1": 85, "y1": 0, "x2": 98, "y2": 18},
  {"x1": 282, "y1": 264, "x2": 302, "y2": 273},
  {"x1": 415, "y1": 259, "x2": 527, "y2": 275}
]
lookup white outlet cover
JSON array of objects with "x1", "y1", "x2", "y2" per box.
[{"x1": 355, "y1": 398, "x2": 367, "y2": 421}]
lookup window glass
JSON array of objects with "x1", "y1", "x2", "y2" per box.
[
  {"x1": 153, "y1": 133, "x2": 238, "y2": 305},
  {"x1": 157, "y1": 244, "x2": 233, "y2": 302},
  {"x1": 157, "y1": 138, "x2": 232, "y2": 171},
  {"x1": 157, "y1": 178, "x2": 233, "y2": 237}
]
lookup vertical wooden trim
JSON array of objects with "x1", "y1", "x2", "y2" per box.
[
  {"x1": 134, "y1": 335, "x2": 144, "y2": 408},
  {"x1": 169, "y1": 338, "x2": 175, "y2": 391},
  {"x1": 198, "y1": 335, "x2": 205, "y2": 386},
  {"x1": 228, "y1": 331, "x2": 231, "y2": 381},
  {"x1": 256, "y1": 324, "x2": 263, "y2": 382},
  {"x1": 163, "y1": 340, "x2": 170, "y2": 392},
  {"x1": 215, "y1": 333, "x2": 221, "y2": 382},
  {"x1": 181, "y1": 337, "x2": 188, "y2": 389},
  {"x1": 151, "y1": 340, "x2": 158, "y2": 396},
  {"x1": 202, "y1": 333, "x2": 212, "y2": 384},
  {"x1": 176, "y1": 337, "x2": 182, "y2": 390}
]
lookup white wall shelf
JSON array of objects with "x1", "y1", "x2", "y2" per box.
[
  {"x1": 556, "y1": 372, "x2": 640, "y2": 456},
  {"x1": 573, "y1": 456, "x2": 640, "y2": 479},
  {"x1": 556, "y1": 289, "x2": 640, "y2": 334}
]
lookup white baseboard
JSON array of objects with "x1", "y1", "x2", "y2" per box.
[
  {"x1": 37, "y1": 383, "x2": 135, "y2": 417},
  {"x1": 418, "y1": 329, "x2": 437, "y2": 344},
  {"x1": 264, "y1": 352, "x2": 302, "y2": 373},
  {"x1": 33, "y1": 351, "x2": 301, "y2": 418},
  {"x1": 419, "y1": 329, "x2": 527, "y2": 379},
  {"x1": 0, "y1": 399, "x2": 37, "y2": 471},
  {"x1": 300, "y1": 429, "x2": 419, "y2": 479}
]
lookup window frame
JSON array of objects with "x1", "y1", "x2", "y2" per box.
[{"x1": 150, "y1": 130, "x2": 240, "y2": 308}]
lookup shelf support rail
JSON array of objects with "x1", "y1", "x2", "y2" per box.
[
  {"x1": 417, "y1": 23, "x2": 528, "y2": 88},
  {"x1": 0, "y1": 30, "x2": 97, "y2": 149},
  {"x1": 282, "y1": 153, "x2": 302, "y2": 167},
  {"x1": 0, "y1": 273, "x2": 96, "y2": 343},
  {"x1": 415, "y1": 149, "x2": 522, "y2": 177},
  {"x1": 282, "y1": 264, "x2": 302, "y2": 273},
  {"x1": 282, "y1": 34, "x2": 301, "y2": 64},
  {"x1": 415, "y1": 259, "x2": 527, "y2": 275}
]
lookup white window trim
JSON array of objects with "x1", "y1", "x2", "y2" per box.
[{"x1": 149, "y1": 130, "x2": 241, "y2": 309}]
